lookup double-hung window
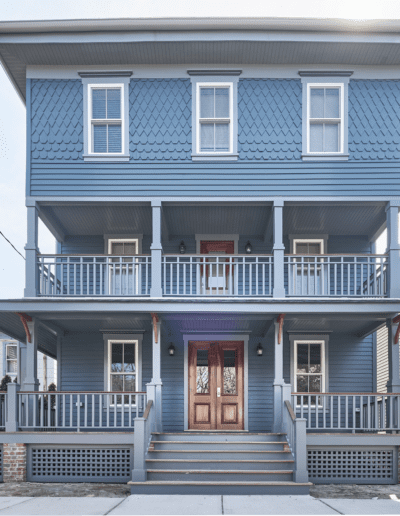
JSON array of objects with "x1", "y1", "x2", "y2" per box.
[
  {"x1": 109, "y1": 340, "x2": 138, "y2": 404},
  {"x1": 89, "y1": 86, "x2": 123, "y2": 154},
  {"x1": 6, "y1": 342, "x2": 18, "y2": 377},
  {"x1": 307, "y1": 84, "x2": 343, "y2": 154},
  {"x1": 294, "y1": 340, "x2": 325, "y2": 405}
]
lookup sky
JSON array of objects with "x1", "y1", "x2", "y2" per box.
[{"x1": 0, "y1": 0, "x2": 397, "y2": 298}]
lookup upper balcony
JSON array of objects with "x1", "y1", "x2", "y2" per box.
[{"x1": 25, "y1": 200, "x2": 399, "y2": 301}]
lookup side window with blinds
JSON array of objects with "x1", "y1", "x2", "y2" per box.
[
  {"x1": 90, "y1": 87, "x2": 122, "y2": 154},
  {"x1": 5, "y1": 342, "x2": 18, "y2": 377}
]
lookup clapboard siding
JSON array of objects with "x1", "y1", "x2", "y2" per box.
[
  {"x1": 60, "y1": 235, "x2": 152, "y2": 254},
  {"x1": 376, "y1": 326, "x2": 389, "y2": 393}
]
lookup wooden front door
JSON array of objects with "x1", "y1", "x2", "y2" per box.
[{"x1": 188, "y1": 341, "x2": 244, "y2": 430}]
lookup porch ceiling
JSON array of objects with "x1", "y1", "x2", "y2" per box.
[
  {"x1": 283, "y1": 203, "x2": 386, "y2": 239},
  {"x1": 162, "y1": 204, "x2": 272, "y2": 239},
  {"x1": 39, "y1": 203, "x2": 152, "y2": 240}
]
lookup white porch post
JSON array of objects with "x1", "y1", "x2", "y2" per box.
[
  {"x1": 24, "y1": 205, "x2": 39, "y2": 297},
  {"x1": 150, "y1": 200, "x2": 163, "y2": 297},
  {"x1": 23, "y1": 320, "x2": 39, "y2": 392},
  {"x1": 273, "y1": 200, "x2": 285, "y2": 298},
  {"x1": 147, "y1": 316, "x2": 163, "y2": 432},
  {"x1": 272, "y1": 320, "x2": 285, "y2": 432},
  {"x1": 386, "y1": 202, "x2": 400, "y2": 298},
  {"x1": 387, "y1": 318, "x2": 400, "y2": 393}
]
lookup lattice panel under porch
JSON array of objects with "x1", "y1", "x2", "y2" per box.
[
  {"x1": 27, "y1": 446, "x2": 133, "y2": 483},
  {"x1": 308, "y1": 447, "x2": 397, "y2": 484}
]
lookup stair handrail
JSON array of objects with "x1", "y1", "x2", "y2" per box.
[
  {"x1": 283, "y1": 399, "x2": 308, "y2": 483},
  {"x1": 132, "y1": 399, "x2": 155, "y2": 482}
]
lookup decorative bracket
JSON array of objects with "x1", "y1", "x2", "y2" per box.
[
  {"x1": 277, "y1": 314, "x2": 285, "y2": 345},
  {"x1": 16, "y1": 312, "x2": 33, "y2": 343},
  {"x1": 151, "y1": 313, "x2": 159, "y2": 343},
  {"x1": 393, "y1": 314, "x2": 400, "y2": 344}
]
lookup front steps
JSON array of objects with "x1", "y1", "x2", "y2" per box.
[{"x1": 129, "y1": 432, "x2": 311, "y2": 495}]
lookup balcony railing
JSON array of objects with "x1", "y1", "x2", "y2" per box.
[
  {"x1": 18, "y1": 391, "x2": 147, "y2": 431},
  {"x1": 293, "y1": 393, "x2": 400, "y2": 432},
  {"x1": 162, "y1": 255, "x2": 273, "y2": 296},
  {"x1": 37, "y1": 255, "x2": 151, "y2": 296},
  {"x1": 285, "y1": 254, "x2": 388, "y2": 297}
]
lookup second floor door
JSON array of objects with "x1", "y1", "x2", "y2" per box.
[{"x1": 200, "y1": 240, "x2": 234, "y2": 295}]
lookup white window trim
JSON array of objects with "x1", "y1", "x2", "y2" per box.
[
  {"x1": 196, "y1": 82, "x2": 234, "y2": 155},
  {"x1": 3, "y1": 341, "x2": 19, "y2": 378},
  {"x1": 293, "y1": 238, "x2": 325, "y2": 255},
  {"x1": 306, "y1": 83, "x2": 344, "y2": 155},
  {"x1": 82, "y1": 77, "x2": 130, "y2": 162},
  {"x1": 293, "y1": 340, "x2": 325, "y2": 394}
]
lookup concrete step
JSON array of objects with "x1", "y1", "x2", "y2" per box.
[
  {"x1": 151, "y1": 441, "x2": 288, "y2": 451},
  {"x1": 152, "y1": 432, "x2": 286, "y2": 442},
  {"x1": 129, "y1": 480, "x2": 311, "y2": 495},
  {"x1": 145, "y1": 459, "x2": 295, "y2": 471},
  {"x1": 147, "y1": 469, "x2": 294, "y2": 482},
  {"x1": 147, "y1": 450, "x2": 293, "y2": 460}
]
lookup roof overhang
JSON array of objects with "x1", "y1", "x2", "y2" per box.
[{"x1": 3, "y1": 17, "x2": 400, "y2": 102}]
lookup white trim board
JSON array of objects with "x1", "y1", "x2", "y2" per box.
[{"x1": 183, "y1": 333, "x2": 249, "y2": 431}]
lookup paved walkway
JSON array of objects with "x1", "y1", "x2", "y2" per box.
[{"x1": 0, "y1": 495, "x2": 398, "y2": 515}]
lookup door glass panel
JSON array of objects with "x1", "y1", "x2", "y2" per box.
[
  {"x1": 196, "y1": 350, "x2": 209, "y2": 393},
  {"x1": 223, "y1": 350, "x2": 237, "y2": 394}
]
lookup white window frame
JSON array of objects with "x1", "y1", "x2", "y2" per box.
[
  {"x1": 306, "y1": 83, "x2": 344, "y2": 155},
  {"x1": 108, "y1": 339, "x2": 139, "y2": 406},
  {"x1": 293, "y1": 238, "x2": 325, "y2": 255},
  {"x1": 5, "y1": 341, "x2": 18, "y2": 378},
  {"x1": 107, "y1": 238, "x2": 139, "y2": 256},
  {"x1": 293, "y1": 339, "x2": 326, "y2": 407},
  {"x1": 195, "y1": 82, "x2": 234, "y2": 155}
]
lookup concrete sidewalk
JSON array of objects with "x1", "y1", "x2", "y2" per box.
[{"x1": 0, "y1": 495, "x2": 398, "y2": 515}]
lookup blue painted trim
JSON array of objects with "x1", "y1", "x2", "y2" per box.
[{"x1": 25, "y1": 78, "x2": 31, "y2": 197}]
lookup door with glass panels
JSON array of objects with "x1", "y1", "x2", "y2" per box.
[
  {"x1": 293, "y1": 240, "x2": 326, "y2": 295},
  {"x1": 108, "y1": 240, "x2": 138, "y2": 295},
  {"x1": 188, "y1": 341, "x2": 244, "y2": 430}
]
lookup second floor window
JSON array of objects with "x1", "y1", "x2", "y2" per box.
[
  {"x1": 197, "y1": 83, "x2": 233, "y2": 154},
  {"x1": 89, "y1": 85, "x2": 124, "y2": 154}
]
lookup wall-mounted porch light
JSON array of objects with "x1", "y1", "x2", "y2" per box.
[
  {"x1": 256, "y1": 343, "x2": 263, "y2": 356},
  {"x1": 168, "y1": 343, "x2": 175, "y2": 356},
  {"x1": 179, "y1": 241, "x2": 186, "y2": 254},
  {"x1": 245, "y1": 241, "x2": 252, "y2": 254}
]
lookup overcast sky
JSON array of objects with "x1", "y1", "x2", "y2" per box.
[{"x1": 0, "y1": 1, "x2": 396, "y2": 298}]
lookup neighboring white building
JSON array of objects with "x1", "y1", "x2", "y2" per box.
[{"x1": 0, "y1": 333, "x2": 56, "y2": 390}]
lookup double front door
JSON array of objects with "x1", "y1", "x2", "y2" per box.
[{"x1": 188, "y1": 341, "x2": 244, "y2": 430}]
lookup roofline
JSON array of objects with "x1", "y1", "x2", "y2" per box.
[{"x1": 1, "y1": 17, "x2": 400, "y2": 35}]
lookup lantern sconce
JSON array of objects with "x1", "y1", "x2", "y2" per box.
[
  {"x1": 256, "y1": 342, "x2": 263, "y2": 356},
  {"x1": 179, "y1": 241, "x2": 186, "y2": 254},
  {"x1": 168, "y1": 343, "x2": 175, "y2": 356},
  {"x1": 245, "y1": 241, "x2": 252, "y2": 254}
]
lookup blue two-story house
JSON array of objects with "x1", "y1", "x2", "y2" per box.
[{"x1": 0, "y1": 17, "x2": 399, "y2": 493}]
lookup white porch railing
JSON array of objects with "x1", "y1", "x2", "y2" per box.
[
  {"x1": 285, "y1": 254, "x2": 388, "y2": 297},
  {"x1": 18, "y1": 391, "x2": 147, "y2": 430},
  {"x1": 37, "y1": 255, "x2": 151, "y2": 296},
  {"x1": 293, "y1": 393, "x2": 400, "y2": 431},
  {"x1": 162, "y1": 255, "x2": 273, "y2": 296}
]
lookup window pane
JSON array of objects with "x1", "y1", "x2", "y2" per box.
[
  {"x1": 6, "y1": 346, "x2": 17, "y2": 360},
  {"x1": 124, "y1": 375, "x2": 136, "y2": 392},
  {"x1": 200, "y1": 88, "x2": 214, "y2": 118},
  {"x1": 200, "y1": 123, "x2": 214, "y2": 152},
  {"x1": 223, "y1": 350, "x2": 236, "y2": 394},
  {"x1": 107, "y1": 124, "x2": 122, "y2": 153},
  {"x1": 325, "y1": 88, "x2": 339, "y2": 118},
  {"x1": 215, "y1": 88, "x2": 229, "y2": 118},
  {"x1": 308, "y1": 243, "x2": 321, "y2": 254},
  {"x1": 111, "y1": 375, "x2": 123, "y2": 391},
  {"x1": 309, "y1": 344, "x2": 321, "y2": 373},
  {"x1": 310, "y1": 89, "x2": 324, "y2": 118},
  {"x1": 111, "y1": 243, "x2": 124, "y2": 255},
  {"x1": 111, "y1": 344, "x2": 123, "y2": 372},
  {"x1": 7, "y1": 361, "x2": 17, "y2": 374},
  {"x1": 297, "y1": 375, "x2": 308, "y2": 392},
  {"x1": 324, "y1": 123, "x2": 339, "y2": 152},
  {"x1": 196, "y1": 349, "x2": 209, "y2": 393},
  {"x1": 92, "y1": 89, "x2": 106, "y2": 119},
  {"x1": 296, "y1": 243, "x2": 308, "y2": 254},
  {"x1": 310, "y1": 124, "x2": 323, "y2": 152},
  {"x1": 124, "y1": 344, "x2": 136, "y2": 372},
  {"x1": 93, "y1": 124, "x2": 107, "y2": 153},
  {"x1": 309, "y1": 375, "x2": 321, "y2": 393},
  {"x1": 215, "y1": 123, "x2": 230, "y2": 152},
  {"x1": 107, "y1": 88, "x2": 121, "y2": 119},
  {"x1": 123, "y1": 242, "x2": 136, "y2": 255},
  {"x1": 297, "y1": 344, "x2": 309, "y2": 373}
]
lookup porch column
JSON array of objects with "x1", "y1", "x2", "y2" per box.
[
  {"x1": 147, "y1": 317, "x2": 162, "y2": 431},
  {"x1": 150, "y1": 200, "x2": 163, "y2": 297},
  {"x1": 23, "y1": 319, "x2": 39, "y2": 392},
  {"x1": 386, "y1": 202, "x2": 400, "y2": 298},
  {"x1": 273, "y1": 200, "x2": 285, "y2": 298},
  {"x1": 272, "y1": 320, "x2": 285, "y2": 432},
  {"x1": 386, "y1": 318, "x2": 400, "y2": 392},
  {"x1": 24, "y1": 205, "x2": 39, "y2": 297}
]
